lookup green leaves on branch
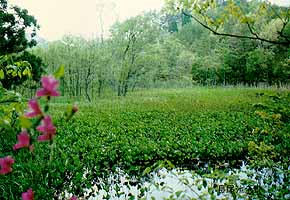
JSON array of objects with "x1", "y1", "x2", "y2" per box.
[
  {"x1": 5, "y1": 61, "x2": 32, "y2": 78},
  {"x1": 0, "y1": 86, "x2": 23, "y2": 129},
  {"x1": 0, "y1": 0, "x2": 39, "y2": 55},
  {"x1": 0, "y1": 60, "x2": 32, "y2": 80},
  {"x1": 165, "y1": 0, "x2": 290, "y2": 46},
  {"x1": 0, "y1": 55, "x2": 34, "y2": 89}
]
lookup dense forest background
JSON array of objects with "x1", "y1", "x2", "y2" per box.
[{"x1": 11, "y1": 0, "x2": 290, "y2": 100}]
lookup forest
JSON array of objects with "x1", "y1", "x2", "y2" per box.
[
  {"x1": 0, "y1": 0, "x2": 290, "y2": 199},
  {"x1": 3, "y1": 0, "x2": 289, "y2": 101}
]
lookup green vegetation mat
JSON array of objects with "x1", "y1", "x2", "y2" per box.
[
  {"x1": 53, "y1": 88, "x2": 290, "y2": 176},
  {"x1": 1, "y1": 87, "x2": 290, "y2": 198}
]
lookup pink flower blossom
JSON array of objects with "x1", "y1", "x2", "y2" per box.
[
  {"x1": 0, "y1": 156, "x2": 14, "y2": 175},
  {"x1": 22, "y1": 188, "x2": 34, "y2": 200},
  {"x1": 36, "y1": 76, "x2": 60, "y2": 97},
  {"x1": 25, "y1": 99, "x2": 42, "y2": 118},
  {"x1": 71, "y1": 196, "x2": 78, "y2": 200},
  {"x1": 37, "y1": 116, "x2": 56, "y2": 141},
  {"x1": 13, "y1": 130, "x2": 32, "y2": 150}
]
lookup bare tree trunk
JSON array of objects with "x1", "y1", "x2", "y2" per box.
[
  {"x1": 76, "y1": 69, "x2": 80, "y2": 97},
  {"x1": 79, "y1": 70, "x2": 82, "y2": 97},
  {"x1": 123, "y1": 81, "x2": 128, "y2": 96},
  {"x1": 97, "y1": 79, "x2": 104, "y2": 97},
  {"x1": 117, "y1": 81, "x2": 122, "y2": 96},
  {"x1": 68, "y1": 68, "x2": 74, "y2": 97},
  {"x1": 131, "y1": 81, "x2": 137, "y2": 92},
  {"x1": 91, "y1": 83, "x2": 94, "y2": 101},
  {"x1": 223, "y1": 71, "x2": 226, "y2": 86},
  {"x1": 85, "y1": 67, "x2": 92, "y2": 102}
]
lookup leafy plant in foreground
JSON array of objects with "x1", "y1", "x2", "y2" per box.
[{"x1": 0, "y1": 67, "x2": 78, "y2": 199}]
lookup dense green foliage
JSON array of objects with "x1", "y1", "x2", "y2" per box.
[
  {"x1": 165, "y1": 0, "x2": 290, "y2": 45},
  {"x1": 1, "y1": 0, "x2": 290, "y2": 199},
  {"x1": 0, "y1": 0, "x2": 38, "y2": 55},
  {"x1": 0, "y1": 87, "x2": 23, "y2": 134},
  {"x1": 0, "y1": 51, "x2": 45, "y2": 89},
  {"x1": 1, "y1": 88, "x2": 289, "y2": 198},
  {"x1": 0, "y1": 0, "x2": 44, "y2": 89},
  {"x1": 32, "y1": 0, "x2": 290, "y2": 101}
]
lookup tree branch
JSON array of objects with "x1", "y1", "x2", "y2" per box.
[
  {"x1": 246, "y1": 22, "x2": 260, "y2": 39},
  {"x1": 278, "y1": 17, "x2": 290, "y2": 42},
  {"x1": 182, "y1": 11, "x2": 290, "y2": 46}
]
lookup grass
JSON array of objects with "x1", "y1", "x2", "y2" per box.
[{"x1": 53, "y1": 87, "x2": 280, "y2": 110}]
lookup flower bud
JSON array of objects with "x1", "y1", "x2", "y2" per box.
[{"x1": 72, "y1": 105, "x2": 78, "y2": 113}]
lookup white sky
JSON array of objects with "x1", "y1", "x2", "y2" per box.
[
  {"x1": 8, "y1": 0, "x2": 289, "y2": 41},
  {"x1": 8, "y1": 0, "x2": 164, "y2": 41},
  {"x1": 270, "y1": 0, "x2": 290, "y2": 6}
]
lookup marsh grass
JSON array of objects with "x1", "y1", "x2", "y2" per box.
[{"x1": 3, "y1": 87, "x2": 287, "y2": 199}]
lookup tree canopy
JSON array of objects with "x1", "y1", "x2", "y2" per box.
[
  {"x1": 0, "y1": 0, "x2": 43, "y2": 89},
  {"x1": 165, "y1": 0, "x2": 290, "y2": 46},
  {"x1": 0, "y1": 0, "x2": 39, "y2": 55}
]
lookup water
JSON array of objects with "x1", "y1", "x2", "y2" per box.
[{"x1": 59, "y1": 162, "x2": 289, "y2": 200}]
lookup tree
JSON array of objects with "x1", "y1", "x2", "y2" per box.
[
  {"x1": 0, "y1": 0, "x2": 39, "y2": 55},
  {"x1": 246, "y1": 48, "x2": 274, "y2": 86},
  {"x1": 0, "y1": 51, "x2": 45, "y2": 89},
  {"x1": 0, "y1": 0, "x2": 43, "y2": 89},
  {"x1": 34, "y1": 35, "x2": 115, "y2": 100},
  {"x1": 30, "y1": 8, "x2": 289, "y2": 91},
  {"x1": 110, "y1": 13, "x2": 161, "y2": 96},
  {"x1": 175, "y1": 20, "x2": 207, "y2": 48},
  {"x1": 165, "y1": 0, "x2": 290, "y2": 46},
  {"x1": 165, "y1": 14, "x2": 179, "y2": 33}
]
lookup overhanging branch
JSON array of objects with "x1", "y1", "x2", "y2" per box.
[{"x1": 182, "y1": 11, "x2": 290, "y2": 46}]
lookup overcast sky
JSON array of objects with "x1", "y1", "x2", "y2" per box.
[
  {"x1": 8, "y1": 0, "x2": 164, "y2": 41},
  {"x1": 8, "y1": 0, "x2": 289, "y2": 41}
]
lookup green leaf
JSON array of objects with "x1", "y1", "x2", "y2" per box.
[
  {"x1": 175, "y1": 190, "x2": 183, "y2": 197},
  {"x1": 12, "y1": 71, "x2": 17, "y2": 77},
  {"x1": 0, "y1": 69, "x2": 4, "y2": 79},
  {"x1": 53, "y1": 65, "x2": 65, "y2": 79},
  {"x1": 18, "y1": 71, "x2": 22, "y2": 78},
  {"x1": 165, "y1": 159, "x2": 175, "y2": 169},
  {"x1": 142, "y1": 166, "x2": 152, "y2": 176},
  {"x1": 23, "y1": 68, "x2": 30, "y2": 76},
  {"x1": 26, "y1": 68, "x2": 32, "y2": 77},
  {"x1": 19, "y1": 115, "x2": 32, "y2": 129}
]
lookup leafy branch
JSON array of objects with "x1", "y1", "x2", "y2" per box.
[{"x1": 181, "y1": 10, "x2": 290, "y2": 46}]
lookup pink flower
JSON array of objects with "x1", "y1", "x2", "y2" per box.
[
  {"x1": 22, "y1": 188, "x2": 34, "y2": 200},
  {"x1": 0, "y1": 156, "x2": 14, "y2": 175},
  {"x1": 71, "y1": 196, "x2": 78, "y2": 200},
  {"x1": 25, "y1": 99, "x2": 42, "y2": 118},
  {"x1": 13, "y1": 130, "x2": 32, "y2": 150},
  {"x1": 37, "y1": 116, "x2": 56, "y2": 141},
  {"x1": 36, "y1": 76, "x2": 60, "y2": 97}
]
